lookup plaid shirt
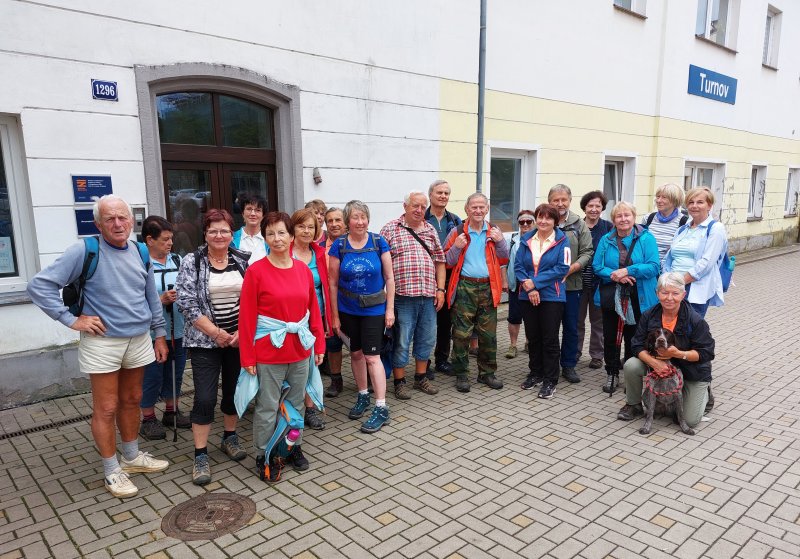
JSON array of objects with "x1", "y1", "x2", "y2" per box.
[{"x1": 380, "y1": 216, "x2": 445, "y2": 297}]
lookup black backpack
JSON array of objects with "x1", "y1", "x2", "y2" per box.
[{"x1": 645, "y1": 211, "x2": 688, "y2": 228}]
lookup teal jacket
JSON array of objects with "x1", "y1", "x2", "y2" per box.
[{"x1": 592, "y1": 225, "x2": 660, "y2": 313}]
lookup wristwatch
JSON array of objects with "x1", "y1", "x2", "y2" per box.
[{"x1": 436, "y1": 288, "x2": 446, "y2": 293}]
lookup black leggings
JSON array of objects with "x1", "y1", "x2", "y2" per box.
[{"x1": 189, "y1": 347, "x2": 240, "y2": 424}]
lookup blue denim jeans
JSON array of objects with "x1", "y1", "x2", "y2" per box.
[
  {"x1": 559, "y1": 290, "x2": 581, "y2": 368},
  {"x1": 392, "y1": 295, "x2": 437, "y2": 367},
  {"x1": 140, "y1": 337, "x2": 187, "y2": 408}
]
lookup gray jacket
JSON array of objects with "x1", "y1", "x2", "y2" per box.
[
  {"x1": 560, "y1": 211, "x2": 594, "y2": 292},
  {"x1": 176, "y1": 245, "x2": 250, "y2": 349}
]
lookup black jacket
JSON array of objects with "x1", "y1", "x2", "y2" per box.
[{"x1": 631, "y1": 301, "x2": 714, "y2": 382}]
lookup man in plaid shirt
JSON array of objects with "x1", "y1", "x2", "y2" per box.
[{"x1": 380, "y1": 191, "x2": 446, "y2": 400}]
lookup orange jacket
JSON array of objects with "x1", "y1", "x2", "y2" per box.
[{"x1": 443, "y1": 221, "x2": 509, "y2": 308}]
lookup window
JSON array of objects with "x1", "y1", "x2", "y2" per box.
[
  {"x1": 748, "y1": 165, "x2": 766, "y2": 219},
  {"x1": 785, "y1": 169, "x2": 799, "y2": 216},
  {"x1": 614, "y1": 0, "x2": 647, "y2": 16},
  {"x1": 488, "y1": 147, "x2": 538, "y2": 233},
  {"x1": 0, "y1": 116, "x2": 37, "y2": 301},
  {"x1": 763, "y1": 6, "x2": 781, "y2": 68},
  {"x1": 602, "y1": 155, "x2": 636, "y2": 219},
  {"x1": 696, "y1": 0, "x2": 740, "y2": 50},
  {"x1": 684, "y1": 162, "x2": 724, "y2": 219}
]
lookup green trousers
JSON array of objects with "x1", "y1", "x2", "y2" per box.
[{"x1": 450, "y1": 279, "x2": 498, "y2": 377}]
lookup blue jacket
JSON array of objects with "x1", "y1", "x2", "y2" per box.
[
  {"x1": 592, "y1": 225, "x2": 660, "y2": 313},
  {"x1": 663, "y1": 216, "x2": 727, "y2": 307},
  {"x1": 514, "y1": 227, "x2": 571, "y2": 303}
]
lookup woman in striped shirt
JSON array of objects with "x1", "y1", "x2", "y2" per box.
[{"x1": 642, "y1": 183, "x2": 687, "y2": 264}]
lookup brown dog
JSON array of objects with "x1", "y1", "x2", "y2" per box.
[{"x1": 640, "y1": 328, "x2": 695, "y2": 436}]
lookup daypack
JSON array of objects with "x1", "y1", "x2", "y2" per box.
[
  {"x1": 62, "y1": 236, "x2": 151, "y2": 317},
  {"x1": 644, "y1": 211, "x2": 688, "y2": 228},
  {"x1": 336, "y1": 233, "x2": 381, "y2": 256},
  {"x1": 675, "y1": 220, "x2": 734, "y2": 292}
]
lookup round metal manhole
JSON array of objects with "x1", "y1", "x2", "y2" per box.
[{"x1": 162, "y1": 492, "x2": 256, "y2": 541}]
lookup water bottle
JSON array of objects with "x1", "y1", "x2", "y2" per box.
[{"x1": 274, "y1": 429, "x2": 301, "y2": 460}]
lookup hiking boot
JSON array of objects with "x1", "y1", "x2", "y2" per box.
[
  {"x1": 161, "y1": 411, "x2": 192, "y2": 429},
  {"x1": 325, "y1": 374, "x2": 343, "y2": 398},
  {"x1": 522, "y1": 343, "x2": 529, "y2": 354},
  {"x1": 105, "y1": 469, "x2": 138, "y2": 498},
  {"x1": 413, "y1": 377, "x2": 439, "y2": 395},
  {"x1": 192, "y1": 454, "x2": 211, "y2": 486},
  {"x1": 505, "y1": 345, "x2": 518, "y2": 359},
  {"x1": 348, "y1": 393, "x2": 371, "y2": 419},
  {"x1": 456, "y1": 375, "x2": 471, "y2": 393},
  {"x1": 562, "y1": 367, "x2": 581, "y2": 384},
  {"x1": 538, "y1": 382, "x2": 557, "y2": 399},
  {"x1": 477, "y1": 374, "x2": 503, "y2": 390},
  {"x1": 435, "y1": 361, "x2": 455, "y2": 376},
  {"x1": 221, "y1": 433, "x2": 247, "y2": 461},
  {"x1": 120, "y1": 451, "x2": 169, "y2": 474},
  {"x1": 705, "y1": 386, "x2": 715, "y2": 414},
  {"x1": 139, "y1": 417, "x2": 166, "y2": 440},
  {"x1": 288, "y1": 445, "x2": 309, "y2": 471},
  {"x1": 305, "y1": 407, "x2": 325, "y2": 431},
  {"x1": 394, "y1": 382, "x2": 412, "y2": 400},
  {"x1": 617, "y1": 403, "x2": 644, "y2": 421},
  {"x1": 602, "y1": 374, "x2": 619, "y2": 394},
  {"x1": 361, "y1": 406, "x2": 390, "y2": 434},
  {"x1": 256, "y1": 455, "x2": 281, "y2": 483},
  {"x1": 588, "y1": 358, "x2": 603, "y2": 369},
  {"x1": 520, "y1": 375, "x2": 543, "y2": 390}
]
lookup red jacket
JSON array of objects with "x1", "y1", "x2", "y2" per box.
[{"x1": 443, "y1": 221, "x2": 509, "y2": 308}]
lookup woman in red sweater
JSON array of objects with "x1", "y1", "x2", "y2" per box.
[{"x1": 239, "y1": 212, "x2": 325, "y2": 482}]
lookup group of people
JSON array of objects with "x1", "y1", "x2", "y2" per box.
[{"x1": 27, "y1": 179, "x2": 725, "y2": 497}]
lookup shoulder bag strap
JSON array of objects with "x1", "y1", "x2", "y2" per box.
[{"x1": 401, "y1": 225, "x2": 433, "y2": 259}]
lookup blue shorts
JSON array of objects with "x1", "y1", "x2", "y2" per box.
[{"x1": 392, "y1": 295, "x2": 437, "y2": 367}]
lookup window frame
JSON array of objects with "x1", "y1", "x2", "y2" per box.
[
  {"x1": 683, "y1": 160, "x2": 726, "y2": 220},
  {"x1": 762, "y1": 6, "x2": 781, "y2": 69},
  {"x1": 747, "y1": 164, "x2": 767, "y2": 220},
  {"x1": 602, "y1": 153, "x2": 637, "y2": 220},
  {"x1": 613, "y1": 0, "x2": 647, "y2": 18},
  {"x1": 696, "y1": 0, "x2": 741, "y2": 52},
  {"x1": 785, "y1": 168, "x2": 799, "y2": 217},
  {"x1": 0, "y1": 115, "x2": 39, "y2": 304},
  {"x1": 486, "y1": 144, "x2": 539, "y2": 234}
]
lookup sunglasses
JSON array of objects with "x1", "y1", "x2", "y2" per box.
[{"x1": 518, "y1": 219, "x2": 534, "y2": 225}]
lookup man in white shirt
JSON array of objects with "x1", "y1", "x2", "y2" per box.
[{"x1": 231, "y1": 195, "x2": 269, "y2": 263}]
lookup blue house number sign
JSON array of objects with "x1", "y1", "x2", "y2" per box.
[{"x1": 91, "y1": 79, "x2": 118, "y2": 101}]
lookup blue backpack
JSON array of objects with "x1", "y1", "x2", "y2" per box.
[{"x1": 62, "y1": 236, "x2": 151, "y2": 316}]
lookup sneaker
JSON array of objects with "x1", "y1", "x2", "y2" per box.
[
  {"x1": 120, "y1": 451, "x2": 169, "y2": 474},
  {"x1": 394, "y1": 382, "x2": 412, "y2": 400},
  {"x1": 456, "y1": 375, "x2": 471, "y2": 393},
  {"x1": 139, "y1": 417, "x2": 166, "y2": 440},
  {"x1": 477, "y1": 374, "x2": 503, "y2": 390},
  {"x1": 602, "y1": 374, "x2": 619, "y2": 394},
  {"x1": 435, "y1": 361, "x2": 456, "y2": 376},
  {"x1": 705, "y1": 386, "x2": 715, "y2": 414},
  {"x1": 348, "y1": 393, "x2": 371, "y2": 419},
  {"x1": 413, "y1": 377, "x2": 439, "y2": 395},
  {"x1": 588, "y1": 358, "x2": 603, "y2": 369},
  {"x1": 520, "y1": 375, "x2": 543, "y2": 390},
  {"x1": 105, "y1": 469, "x2": 138, "y2": 498},
  {"x1": 304, "y1": 407, "x2": 325, "y2": 430},
  {"x1": 161, "y1": 410, "x2": 192, "y2": 429},
  {"x1": 538, "y1": 382, "x2": 556, "y2": 399},
  {"x1": 325, "y1": 374, "x2": 343, "y2": 398},
  {"x1": 256, "y1": 455, "x2": 281, "y2": 483},
  {"x1": 288, "y1": 445, "x2": 309, "y2": 471},
  {"x1": 221, "y1": 434, "x2": 247, "y2": 461},
  {"x1": 617, "y1": 403, "x2": 644, "y2": 421},
  {"x1": 562, "y1": 367, "x2": 581, "y2": 384},
  {"x1": 505, "y1": 345, "x2": 518, "y2": 359},
  {"x1": 361, "y1": 406, "x2": 390, "y2": 434},
  {"x1": 192, "y1": 453, "x2": 211, "y2": 486}
]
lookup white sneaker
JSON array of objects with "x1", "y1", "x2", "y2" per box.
[
  {"x1": 120, "y1": 451, "x2": 169, "y2": 474},
  {"x1": 105, "y1": 469, "x2": 138, "y2": 498}
]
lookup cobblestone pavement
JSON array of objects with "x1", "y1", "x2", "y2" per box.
[{"x1": 1, "y1": 248, "x2": 799, "y2": 559}]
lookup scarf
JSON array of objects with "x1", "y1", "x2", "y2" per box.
[{"x1": 656, "y1": 207, "x2": 680, "y2": 223}]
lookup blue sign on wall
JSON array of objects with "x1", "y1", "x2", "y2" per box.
[
  {"x1": 91, "y1": 79, "x2": 118, "y2": 101},
  {"x1": 72, "y1": 175, "x2": 113, "y2": 203},
  {"x1": 687, "y1": 65, "x2": 737, "y2": 105},
  {"x1": 75, "y1": 210, "x2": 99, "y2": 236}
]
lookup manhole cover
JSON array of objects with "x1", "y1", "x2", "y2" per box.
[{"x1": 162, "y1": 492, "x2": 256, "y2": 541}]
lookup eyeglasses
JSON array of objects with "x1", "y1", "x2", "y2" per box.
[
  {"x1": 244, "y1": 207, "x2": 263, "y2": 214},
  {"x1": 206, "y1": 229, "x2": 232, "y2": 237},
  {"x1": 518, "y1": 219, "x2": 534, "y2": 226}
]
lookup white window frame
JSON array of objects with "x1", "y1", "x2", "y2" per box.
[
  {"x1": 0, "y1": 115, "x2": 38, "y2": 302},
  {"x1": 614, "y1": 0, "x2": 647, "y2": 16},
  {"x1": 696, "y1": 0, "x2": 741, "y2": 50},
  {"x1": 602, "y1": 153, "x2": 637, "y2": 220},
  {"x1": 762, "y1": 6, "x2": 781, "y2": 68},
  {"x1": 683, "y1": 160, "x2": 725, "y2": 220},
  {"x1": 486, "y1": 143, "x2": 539, "y2": 233},
  {"x1": 748, "y1": 164, "x2": 767, "y2": 220},
  {"x1": 784, "y1": 168, "x2": 799, "y2": 216}
]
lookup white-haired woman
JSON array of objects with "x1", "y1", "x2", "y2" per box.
[{"x1": 642, "y1": 183, "x2": 687, "y2": 262}]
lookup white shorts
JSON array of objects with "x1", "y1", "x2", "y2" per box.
[{"x1": 79, "y1": 331, "x2": 155, "y2": 374}]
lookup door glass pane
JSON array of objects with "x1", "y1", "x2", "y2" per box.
[
  {"x1": 489, "y1": 158, "x2": 521, "y2": 232},
  {"x1": 157, "y1": 93, "x2": 215, "y2": 145},
  {"x1": 220, "y1": 96, "x2": 273, "y2": 149},
  {"x1": 166, "y1": 170, "x2": 211, "y2": 255},
  {"x1": 0, "y1": 146, "x2": 19, "y2": 278},
  {"x1": 231, "y1": 171, "x2": 269, "y2": 230}
]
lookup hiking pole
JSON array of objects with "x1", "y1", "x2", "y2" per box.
[{"x1": 167, "y1": 283, "x2": 178, "y2": 442}]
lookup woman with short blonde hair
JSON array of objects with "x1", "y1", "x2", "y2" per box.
[{"x1": 643, "y1": 183, "x2": 688, "y2": 262}]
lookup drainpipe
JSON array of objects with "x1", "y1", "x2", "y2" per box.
[{"x1": 476, "y1": 0, "x2": 487, "y2": 192}]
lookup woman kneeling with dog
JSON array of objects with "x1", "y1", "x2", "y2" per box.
[{"x1": 617, "y1": 272, "x2": 715, "y2": 428}]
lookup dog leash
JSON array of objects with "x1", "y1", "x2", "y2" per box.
[{"x1": 644, "y1": 363, "x2": 683, "y2": 397}]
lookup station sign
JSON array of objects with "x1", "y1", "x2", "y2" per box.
[{"x1": 687, "y1": 65, "x2": 737, "y2": 105}]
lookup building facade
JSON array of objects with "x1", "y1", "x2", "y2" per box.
[{"x1": 1, "y1": 0, "x2": 798, "y2": 406}]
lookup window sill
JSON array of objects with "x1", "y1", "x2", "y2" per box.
[
  {"x1": 613, "y1": 5, "x2": 647, "y2": 20},
  {"x1": 784, "y1": 212, "x2": 797, "y2": 218},
  {"x1": 0, "y1": 291, "x2": 32, "y2": 307},
  {"x1": 762, "y1": 63, "x2": 778, "y2": 72},
  {"x1": 746, "y1": 216, "x2": 763, "y2": 222},
  {"x1": 695, "y1": 35, "x2": 738, "y2": 55}
]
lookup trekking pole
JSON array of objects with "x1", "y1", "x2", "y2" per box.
[{"x1": 167, "y1": 283, "x2": 178, "y2": 442}]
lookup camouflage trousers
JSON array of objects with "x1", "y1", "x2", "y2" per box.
[{"x1": 451, "y1": 278, "x2": 497, "y2": 377}]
